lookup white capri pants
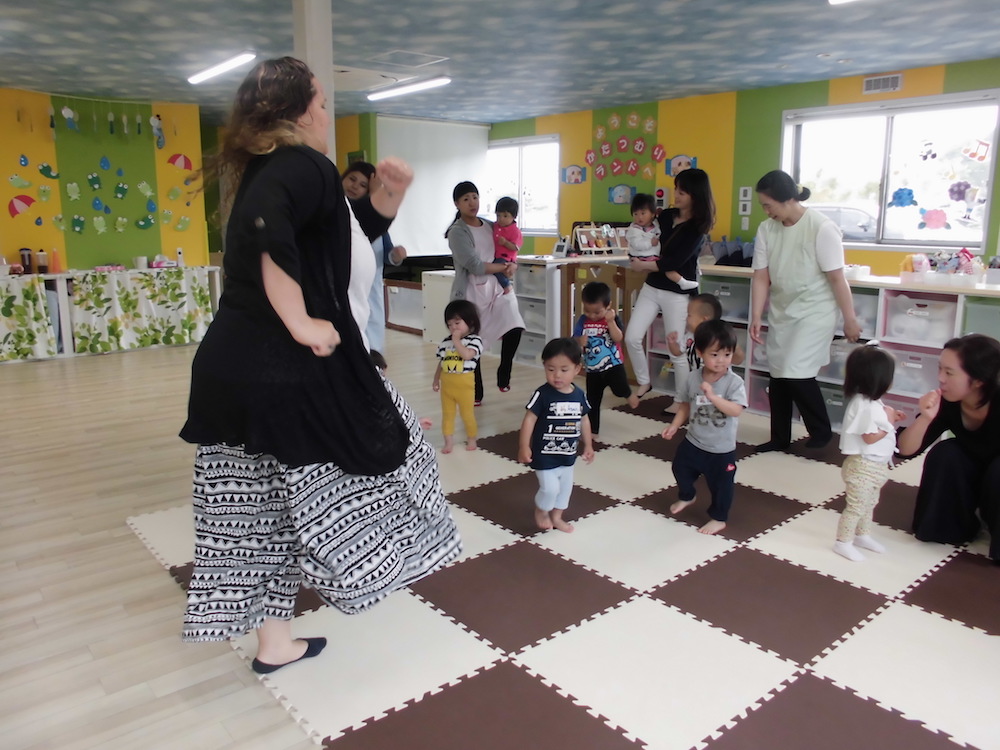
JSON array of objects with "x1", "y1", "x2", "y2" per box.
[
  {"x1": 625, "y1": 283, "x2": 691, "y2": 394},
  {"x1": 534, "y1": 465, "x2": 575, "y2": 511}
]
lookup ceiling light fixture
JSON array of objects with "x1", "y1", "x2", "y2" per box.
[
  {"x1": 367, "y1": 76, "x2": 451, "y2": 101},
  {"x1": 188, "y1": 52, "x2": 257, "y2": 85},
  {"x1": 828, "y1": 0, "x2": 866, "y2": 5}
]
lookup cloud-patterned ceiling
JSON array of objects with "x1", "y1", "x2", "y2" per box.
[{"x1": 1, "y1": 0, "x2": 998, "y2": 125}]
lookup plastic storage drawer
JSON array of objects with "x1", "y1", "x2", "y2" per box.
[
  {"x1": 649, "y1": 353, "x2": 676, "y2": 394},
  {"x1": 818, "y1": 339, "x2": 861, "y2": 383},
  {"x1": 733, "y1": 326, "x2": 748, "y2": 364},
  {"x1": 882, "y1": 394, "x2": 920, "y2": 429},
  {"x1": 836, "y1": 289, "x2": 879, "y2": 339},
  {"x1": 884, "y1": 343, "x2": 939, "y2": 397},
  {"x1": 747, "y1": 371, "x2": 770, "y2": 413},
  {"x1": 515, "y1": 265, "x2": 547, "y2": 298},
  {"x1": 519, "y1": 298, "x2": 547, "y2": 335},
  {"x1": 819, "y1": 383, "x2": 847, "y2": 430},
  {"x1": 880, "y1": 291, "x2": 958, "y2": 347},
  {"x1": 700, "y1": 278, "x2": 750, "y2": 321},
  {"x1": 515, "y1": 332, "x2": 546, "y2": 364},
  {"x1": 750, "y1": 327, "x2": 769, "y2": 372},
  {"x1": 962, "y1": 297, "x2": 1000, "y2": 336},
  {"x1": 648, "y1": 315, "x2": 669, "y2": 353}
]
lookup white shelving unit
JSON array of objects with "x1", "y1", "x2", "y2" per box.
[{"x1": 693, "y1": 265, "x2": 1000, "y2": 430}]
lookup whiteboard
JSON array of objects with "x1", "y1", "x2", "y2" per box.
[{"x1": 375, "y1": 115, "x2": 489, "y2": 256}]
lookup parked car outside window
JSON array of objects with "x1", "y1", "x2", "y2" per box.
[{"x1": 810, "y1": 204, "x2": 877, "y2": 241}]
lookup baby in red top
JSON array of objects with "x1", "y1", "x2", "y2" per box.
[{"x1": 493, "y1": 196, "x2": 523, "y2": 294}]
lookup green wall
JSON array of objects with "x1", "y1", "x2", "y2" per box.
[
  {"x1": 51, "y1": 96, "x2": 161, "y2": 268},
  {"x1": 359, "y1": 113, "x2": 377, "y2": 162},
  {"x1": 944, "y1": 57, "x2": 1000, "y2": 94},
  {"x1": 730, "y1": 81, "x2": 829, "y2": 240},
  {"x1": 489, "y1": 119, "x2": 535, "y2": 141}
]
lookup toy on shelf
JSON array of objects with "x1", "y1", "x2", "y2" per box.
[
  {"x1": 573, "y1": 222, "x2": 626, "y2": 255},
  {"x1": 901, "y1": 249, "x2": 986, "y2": 284}
]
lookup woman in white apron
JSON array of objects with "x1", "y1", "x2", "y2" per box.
[
  {"x1": 446, "y1": 181, "x2": 525, "y2": 404},
  {"x1": 749, "y1": 170, "x2": 861, "y2": 451}
]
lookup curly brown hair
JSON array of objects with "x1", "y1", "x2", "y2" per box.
[{"x1": 196, "y1": 57, "x2": 317, "y2": 217}]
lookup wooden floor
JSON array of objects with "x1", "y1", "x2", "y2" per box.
[{"x1": 0, "y1": 331, "x2": 551, "y2": 750}]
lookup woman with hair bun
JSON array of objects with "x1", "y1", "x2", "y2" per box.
[{"x1": 749, "y1": 170, "x2": 861, "y2": 452}]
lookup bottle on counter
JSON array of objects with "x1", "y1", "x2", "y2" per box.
[
  {"x1": 175, "y1": 247, "x2": 185, "y2": 267},
  {"x1": 49, "y1": 247, "x2": 62, "y2": 274},
  {"x1": 20, "y1": 248, "x2": 33, "y2": 274},
  {"x1": 36, "y1": 249, "x2": 49, "y2": 274}
]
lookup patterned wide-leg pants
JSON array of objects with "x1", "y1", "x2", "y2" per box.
[{"x1": 183, "y1": 378, "x2": 462, "y2": 642}]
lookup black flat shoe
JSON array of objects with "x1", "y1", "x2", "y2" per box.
[
  {"x1": 756, "y1": 441, "x2": 789, "y2": 453},
  {"x1": 804, "y1": 435, "x2": 833, "y2": 449},
  {"x1": 251, "y1": 637, "x2": 327, "y2": 674}
]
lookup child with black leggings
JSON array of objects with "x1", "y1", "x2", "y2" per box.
[{"x1": 573, "y1": 282, "x2": 639, "y2": 441}]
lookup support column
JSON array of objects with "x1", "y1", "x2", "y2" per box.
[{"x1": 292, "y1": 0, "x2": 336, "y2": 158}]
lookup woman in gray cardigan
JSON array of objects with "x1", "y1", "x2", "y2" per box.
[{"x1": 446, "y1": 181, "x2": 525, "y2": 403}]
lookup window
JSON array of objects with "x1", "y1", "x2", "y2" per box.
[
  {"x1": 784, "y1": 92, "x2": 999, "y2": 251},
  {"x1": 481, "y1": 137, "x2": 560, "y2": 235}
]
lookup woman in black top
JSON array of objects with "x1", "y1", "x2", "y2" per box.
[
  {"x1": 179, "y1": 58, "x2": 460, "y2": 672},
  {"x1": 897, "y1": 334, "x2": 1000, "y2": 560},
  {"x1": 624, "y1": 168, "x2": 715, "y2": 402}
]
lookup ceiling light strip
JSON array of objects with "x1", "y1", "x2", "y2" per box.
[
  {"x1": 188, "y1": 52, "x2": 257, "y2": 85},
  {"x1": 367, "y1": 76, "x2": 451, "y2": 101}
]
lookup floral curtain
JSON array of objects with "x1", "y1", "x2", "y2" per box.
[
  {"x1": 0, "y1": 275, "x2": 58, "y2": 362},
  {"x1": 70, "y1": 267, "x2": 214, "y2": 354}
]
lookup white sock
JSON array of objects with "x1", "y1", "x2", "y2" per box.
[
  {"x1": 677, "y1": 277, "x2": 699, "y2": 291},
  {"x1": 853, "y1": 534, "x2": 886, "y2": 553},
  {"x1": 833, "y1": 540, "x2": 865, "y2": 561}
]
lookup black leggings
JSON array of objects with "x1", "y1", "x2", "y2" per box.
[
  {"x1": 474, "y1": 328, "x2": 523, "y2": 401},
  {"x1": 585, "y1": 365, "x2": 632, "y2": 435},
  {"x1": 767, "y1": 376, "x2": 831, "y2": 448}
]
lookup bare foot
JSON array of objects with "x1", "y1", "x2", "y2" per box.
[
  {"x1": 535, "y1": 508, "x2": 553, "y2": 530},
  {"x1": 466, "y1": 439, "x2": 478, "y2": 451},
  {"x1": 698, "y1": 519, "x2": 727, "y2": 535},
  {"x1": 627, "y1": 394, "x2": 639, "y2": 409},
  {"x1": 663, "y1": 403, "x2": 679, "y2": 415},
  {"x1": 442, "y1": 437, "x2": 454, "y2": 454},
  {"x1": 670, "y1": 498, "x2": 695, "y2": 515},
  {"x1": 551, "y1": 514, "x2": 575, "y2": 533},
  {"x1": 591, "y1": 433, "x2": 600, "y2": 443},
  {"x1": 636, "y1": 384, "x2": 652, "y2": 399}
]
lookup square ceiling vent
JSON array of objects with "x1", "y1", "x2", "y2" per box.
[
  {"x1": 333, "y1": 66, "x2": 415, "y2": 92},
  {"x1": 368, "y1": 50, "x2": 449, "y2": 68}
]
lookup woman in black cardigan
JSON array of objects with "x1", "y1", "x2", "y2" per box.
[
  {"x1": 179, "y1": 58, "x2": 460, "y2": 672},
  {"x1": 624, "y1": 168, "x2": 715, "y2": 402},
  {"x1": 897, "y1": 334, "x2": 1000, "y2": 561}
]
